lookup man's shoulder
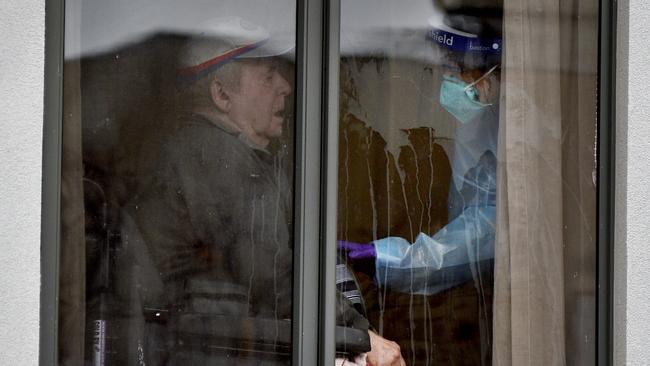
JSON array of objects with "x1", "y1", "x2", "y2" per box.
[
  {"x1": 158, "y1": 114, "x2": 258, "y2": 174},
  {"x1": 174, "y1": 114, "x2": 238, "y2": 143},
  {"x1": 162, "y1": 114, "x2": 246, "y2": 155}
]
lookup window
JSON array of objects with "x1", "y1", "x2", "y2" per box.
[
  {"x1": 57, "y1": 1, "x2": 297, "y2": 364},
  {"x1": 334, "y1": 0, "x2": 601, "y2": 364},
  {"x1": 43, "y1": 0, "x2": 610, "y2": 365}
]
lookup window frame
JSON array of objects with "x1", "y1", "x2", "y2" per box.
[
  {"x1": 41, "y1": 0, "x2": 64, "y2": 364},
  {"x1": 597, "y1": 0, "x2": 617, "y2": 364},
  {"x1": 40, "y1": 0, "x2": 617, "y2": 364}
]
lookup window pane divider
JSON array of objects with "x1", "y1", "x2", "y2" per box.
[
  {"x1": 320, "y1": 0, "x2": 341, "y2": 365},
  {"x1": 293, "y1": 0, "x2": 326, "y2": 364},
  {"x1": 597, "y1": 0, "x2": 617, "y2": 364}
]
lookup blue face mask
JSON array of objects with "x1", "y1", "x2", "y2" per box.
[{"x1": 439, "y1": 65, "x2": 498, "y2": 124}]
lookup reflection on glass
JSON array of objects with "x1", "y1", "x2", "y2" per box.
[
  {"x1": 336, "y1": 0, "x2": 598, "y2": 365},
  {"x1": 59, "y1": 1, "x2": 297, "y2": 365}
]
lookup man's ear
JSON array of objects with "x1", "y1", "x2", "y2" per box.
[{"x1": 210, "y1": 78, "x2": 231, "y2": 112}]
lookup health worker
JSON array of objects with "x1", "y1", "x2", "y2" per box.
[{"x1": 339, "y1": 14, "x2": 502, "y2": 295}]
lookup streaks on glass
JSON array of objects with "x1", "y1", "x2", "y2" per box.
[
  {"x1": 337, "y1": 57, "x2": 494, "y2": 365},
  {"x1": 60, "y1": 2, "x2": 298, "y2": 364}
]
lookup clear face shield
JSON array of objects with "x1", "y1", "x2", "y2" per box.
[{"x1": 428, "y1": 16, "x2": 502, "y2": 107}]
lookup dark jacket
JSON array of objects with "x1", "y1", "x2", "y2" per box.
[{"x1": 130, "y1": 113, "x2": 369, "y2": 358}]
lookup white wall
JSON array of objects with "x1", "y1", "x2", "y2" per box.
[
  {"x1": 615, "y1": 0, "x2": 650, "y2": 365},
  {"x1": 0, "y1": 0, "x2": 44, "y2": 365}
]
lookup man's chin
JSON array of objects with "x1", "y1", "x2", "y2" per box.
[
  {"x1": 269, "y1": 129, "x2": 283, "y2": 138},
  {"x1": 269, "y1": 120, "x2": 284, "y2": 137}
]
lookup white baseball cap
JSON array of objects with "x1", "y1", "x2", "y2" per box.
[{"x1": 178, "y1": 16, "x2": 294, "y2": 82}]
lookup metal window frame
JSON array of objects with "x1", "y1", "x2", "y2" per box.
[
  {"x1": 293, "y1": 0, "x2": 326, "y2": 364},
  {"x1": 597, "y1": 0, "x2": 617, "y2": 365},
  {"x1": 292, "y1": 0, "x2": 341, "y2": 364},
  {"x1": 41, "y1": 0, "x2": 64, "y2": 364},
  {"x1": 40, "y1": 0, "x2": 616, "y2": 364},
  {"x1": 320, "y1": 1, "x2": 340, "y2": 365}
]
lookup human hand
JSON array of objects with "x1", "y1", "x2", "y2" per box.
[
  {"x1": 366, "y1": 330, "x2": 405, "y2": 366},
  {"x1": 337, "y1": 240, "x2": 377, "y2": 260}
]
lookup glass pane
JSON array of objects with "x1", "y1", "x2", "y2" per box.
[
  {"x1": 335, "y1": 0, "x2": 598, "y2": 365},
  {"x1": 59, "y1": 1, "x2": 296, "y2": 365}
]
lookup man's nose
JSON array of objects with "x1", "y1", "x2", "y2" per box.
[{"x1": 276, "y1": 73, "x2": 292, "y2": 96}]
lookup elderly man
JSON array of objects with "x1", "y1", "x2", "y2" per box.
[{"x1": 129, "y1": 17, "x2": 404, "y2": 366}]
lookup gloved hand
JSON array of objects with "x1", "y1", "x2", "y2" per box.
[{"x1": 337, "y1": 240, "x2": 377, "y2": 260}]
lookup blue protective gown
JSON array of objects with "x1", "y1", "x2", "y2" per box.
[{"x1": 373, "y1": 104, "x2": 498, "y2": 295}]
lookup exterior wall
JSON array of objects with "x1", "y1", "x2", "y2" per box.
[
  {"x1": 0, "y1": 0, "x2": 45, "y2": 365},
  {"x1": 0, "y1": 0, "x2": 648, "y2": 365},
  {"x1": 615, "y1": 0, "x2": 650, "y2": 365}
]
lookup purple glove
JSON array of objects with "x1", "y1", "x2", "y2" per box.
[{"x1": 337, "y1": 240, "x2": 377, "y2": 260}]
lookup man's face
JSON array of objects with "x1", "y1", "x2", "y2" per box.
[{"x1": 227, "y1": 59, "x2": 292, "y2": 145}]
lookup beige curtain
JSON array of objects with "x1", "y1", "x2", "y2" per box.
[{"x1": 493, "y1": 0, "x2": 598, "y2": 365}]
